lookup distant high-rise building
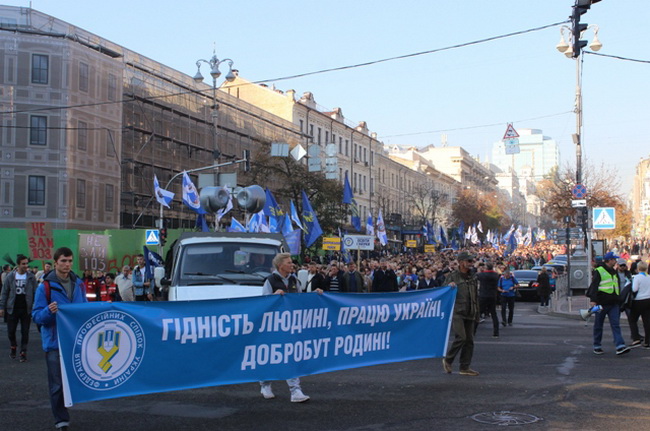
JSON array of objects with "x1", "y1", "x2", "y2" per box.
[{"x1": 491, "y1": 128, "x2": 560, "y2": 182}]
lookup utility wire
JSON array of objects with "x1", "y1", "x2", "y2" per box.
[
  {"x1": 256, "y1": 21, "x2": 568, "y2": 84},
  {"x1": 0, "y1": 21, "x2": 567, "y2": 116},
  {"x1": 380, "y1": 111, "x2": 573, "y2": 139},
  {"x1": 584, "y1": 50, "x2": 650, "y2": 64}
]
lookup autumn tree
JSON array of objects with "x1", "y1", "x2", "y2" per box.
[
  {"x1": 451, "y1": 189, "x2": 507, "y2": 232},
  {"x1": 536, "y1": 162, "x2": 631, "y2": 239},
  {"x1": 406, "y1": 183, "x2": 448, "y2": 227}
]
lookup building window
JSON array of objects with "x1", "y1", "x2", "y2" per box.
[
  {"x1": 79, "y1": 62, "x2": 89, "y2": 92},
  {"x1": 345, "y1": 140, "x2": 349, "y2": 156},
  {"x1": 31, "y1": 54, "x2": 49, "y2": 84},
  {"x1": 317, "y1": 127, "x2": 322, "y2": 145},
  {"x1": 325, "y1": 131, "x2": 329, "y2": 146},
  {"x1": 30, "y1": 116, "x2": 47, "y2": 146},
  {"x1": 76, "y1": 179, "x2": 86, "y2": 208},
  {"x1": 28, "y1": 176, "x2": 45, "y2": 206},
  {"x1": 339, "y1": 136, "x2": 343, "y2": 154},
  {"x1": 77, "y1": 121, "x2": 87, "y2": 151},
  {"x1": 105, "y1": 184, "x2": 114, "y2": 212},
  {"x1": 309, "y1": 124, "x2": 314, "y2": 142},
  {"x1": 108, "y1": 74, "x2": 117, "y2": 101},
  {"x1": 299, "y1": 119, "x2": 304, "y2": 133}
]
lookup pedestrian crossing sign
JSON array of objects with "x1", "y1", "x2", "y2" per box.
[
  {"x1": 145, "y1": 229, "x2": 160, "y2": 245},
  {"x1": 593, "y1": 207, "x2": 615, "y2": 230}
]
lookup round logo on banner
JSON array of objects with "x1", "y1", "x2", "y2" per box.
[
  {"x1": 344, "y1": 237, "x2": 355, "y2": 247},
  {"x1": 72, "y1": 311, "x2": 146, "y2": 391}
]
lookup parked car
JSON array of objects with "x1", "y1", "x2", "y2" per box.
[
  {"x1": 511, "y1": 269, "x2": 540, "y2": 301},
  {"x1": 543, "y1": 262, "x2": 567, "y2": 275}
]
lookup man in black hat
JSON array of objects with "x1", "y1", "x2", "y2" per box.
[{"x1": 442, "y1": 251, "x2": 480, "y2": 376}]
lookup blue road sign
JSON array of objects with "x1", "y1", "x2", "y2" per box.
[
  {"x1": 145, "y1": 229, "x2": 160, "y2": 245},
  {"x1": 593, "y1": 207, "x2": 615, "y2": 230},
  {"x1": 572, "y1": 184, "x2": 587, "y2": 199}
]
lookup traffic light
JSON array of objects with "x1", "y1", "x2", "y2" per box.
[
  {"x1": 160, "y1": 219, "x2": 167, "y2": 246},
  {"x1": 570, "y1": 0, "x2": 601, "y2": 58},
  {"x1": 243, "y1": 149, "x2": 251, "y2": 172}
]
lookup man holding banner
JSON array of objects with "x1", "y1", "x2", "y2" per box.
[
  {"x1": 32, "y1": 247, "x2": 88, "y2": 431},
  {"x1": 260, "y1": 253, "x2": 322, "y2": 402},
  {"x1": 442, "y1": 251, "x2": 480, "y2": 376}
]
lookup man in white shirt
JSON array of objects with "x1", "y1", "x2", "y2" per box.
[{"x1": 115, "y1": 266, "x2": 134, "y2": 301}]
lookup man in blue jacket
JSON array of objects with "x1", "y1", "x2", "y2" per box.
[{"x1": 32, "y1": 247, "x2": 87, "y2": 431}]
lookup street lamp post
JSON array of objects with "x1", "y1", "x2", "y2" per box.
[
  {"x1": 192, "y1": 51, "x2": 237, "y2": 158},
  {"x1": 556, "y1": 21, "x2": 601, "y2": 286}
]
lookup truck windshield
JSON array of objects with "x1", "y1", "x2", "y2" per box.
[{"x1": 178, "y1": 242, "x2": 278, "y2": 284}]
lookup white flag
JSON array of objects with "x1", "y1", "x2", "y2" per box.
[{"x1": 376, "y1": 209, "x2": 387, "y2": 246}]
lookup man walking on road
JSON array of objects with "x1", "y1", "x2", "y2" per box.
[
  {"x1": 0, "y1": 254, "x2": 37, "y2": 362},
  {"x1": 477, "y1": 262, "x2": 500, "y2": 338},
  {"x1": 442, "y1": 251, "x2": 480, "y2": 376},
  {"x1": 586, "y1": 251, "x2": 631, "y2": 356},
  {"x1": 32, "y1": 247, "x2": 88, "y2": 430}
]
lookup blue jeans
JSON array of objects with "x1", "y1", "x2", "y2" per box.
[
  {"x1": 593, "y1": 304, "x2": 626, "y2": 349},
  {"x1": 46, "y1": 350, "x2": 70, "y2": 427}
]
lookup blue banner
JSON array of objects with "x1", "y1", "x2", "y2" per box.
[{"x1": 57, "y1": 288, "x2": 455, "y2": 406}]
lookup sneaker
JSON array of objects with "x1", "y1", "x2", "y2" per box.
[
  {"x1": 442, "y1": 358, "x2": 452, "y2": 374},
  {"x1": 616, "y1": 346, "x2": 631, "y2": 356},
  {"x1": 631, "y1": 339, "x2": 642, "y2": 348},
  {"x1": 290, "y1": 389, "x2": 310, "y2": 403},
  {"x1": 9, "y1": 347, "x2": 16, "y2": 360},
  {"x1": 501, "y1": 321, "x2": 507, "y2": 327},
  {"x1": 492, "y1": 334, "x2": 499, "y2": 338},
  {"x1": 19, "y1": 351, "x2": 27, "y2": 363},
  {"x1": 508, "y1": 322, "x2": 513, "y2": 326},
  {"x1": 643, "y1": 344, "x2": 650, "y2": 349},
  {"x1": 459, "y1": 368, "x2": 480, "y2": 376},
  {"x1": 260, "y1": 384, "x2": 275, "y2": 399},
  {"x1": 593, "y1": 348, "x2": 604, "y2": 355}
]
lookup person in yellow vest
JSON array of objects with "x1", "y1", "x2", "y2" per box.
[{"x1": 586, "y1": 251, "x2": 631, "y2": 356}]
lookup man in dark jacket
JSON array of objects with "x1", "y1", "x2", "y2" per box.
[
  {"x1": 342, "y1": 262, "x2": 364, "y2": 293},
  {"x1": 476, "y1": 262, "x2": 500, "y2": 338},
  {"x1": 586, "y1": 251, "x2": 630, "y2": 356},
  {"x1": 417, "y1": 268, "x2": 437, "y2": 289},
  {"x1": 442, "y1": 251, "x2": 480, "y2": 376},
  {"x1": 371, "y1": 259, "x2": 398, "y2": 292},
  {"x1": 32, "y1": 247, "x2": 88, "y2": 431},
  {"x1": 0, "y1": 254, "x2": 37, "y2": 362}
]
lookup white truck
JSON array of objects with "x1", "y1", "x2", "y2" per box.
[{"x1": 156, "y1": 232, "x2": 288, "y2": 301}]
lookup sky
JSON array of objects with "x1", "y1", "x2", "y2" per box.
[{"x1": 4, "y1": 0, "x2": 648, "y2": 195}]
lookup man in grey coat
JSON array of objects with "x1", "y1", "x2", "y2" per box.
[{"x1": 0, "y1": 254, "x2": 37, "y2": 362}]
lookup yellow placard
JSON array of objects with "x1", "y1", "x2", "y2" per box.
[
  {"x1": 406, "y1": 240, "x2": 417, "y2": 248},
  {"x1": 424, "y1": 244, "x2": 435, "y2": 253},
  {"x1": 322, "y1": 237, "x2": 341, "y2": 251}
]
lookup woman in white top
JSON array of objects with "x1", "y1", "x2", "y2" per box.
[{"x1": 630, "y1": 262, "x2": 650, "y2": 348}]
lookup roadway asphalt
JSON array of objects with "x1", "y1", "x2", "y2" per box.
[{"x1": 1, "y1": 302, "x2": 649, "y2": 431}]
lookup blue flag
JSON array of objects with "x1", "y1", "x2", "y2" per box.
[
  {"x1": 263, "y1": 188, "x2": 283, "y2": 218},
  {"x1": 182, "y1": 172, "x2": 206, "y2": 214},
  {"x1": 426, "y1": 222, "x2": 434, "y2": 244},
  {"x1": 143, "y1": 246, "x2": 164, "y2": 280},
  {"x1": 342, "y1": 172, "x2": 353, "y2": 204},
  {"x1": 282, "y1": 214, "x2": 293, "y2": 237},
  {"x1": 228, "y1": 217, "x2": 246, "y2": 233},
  {"x1": 439, "y1": 226, "x2": 448, "y2": 247},
  {"x1": 301, "y1": 190, "x2": 323, "y2": 248},
  {"x1": 284, "y1": 229, "x2": 302, "y2": 256},
  {"x1": 350, "y1": 199, "x2": 361, "y2": 232},
  {"x1": 195, "y1": 213, "x2": 209, "y2": 232},
  {"x1": 290, "y1": 200, "x2": 305, "y2": 232}
]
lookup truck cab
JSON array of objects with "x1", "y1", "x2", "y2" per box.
[{"x1": 158, "y1": 232, "x2": 288, "y2": 301}]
